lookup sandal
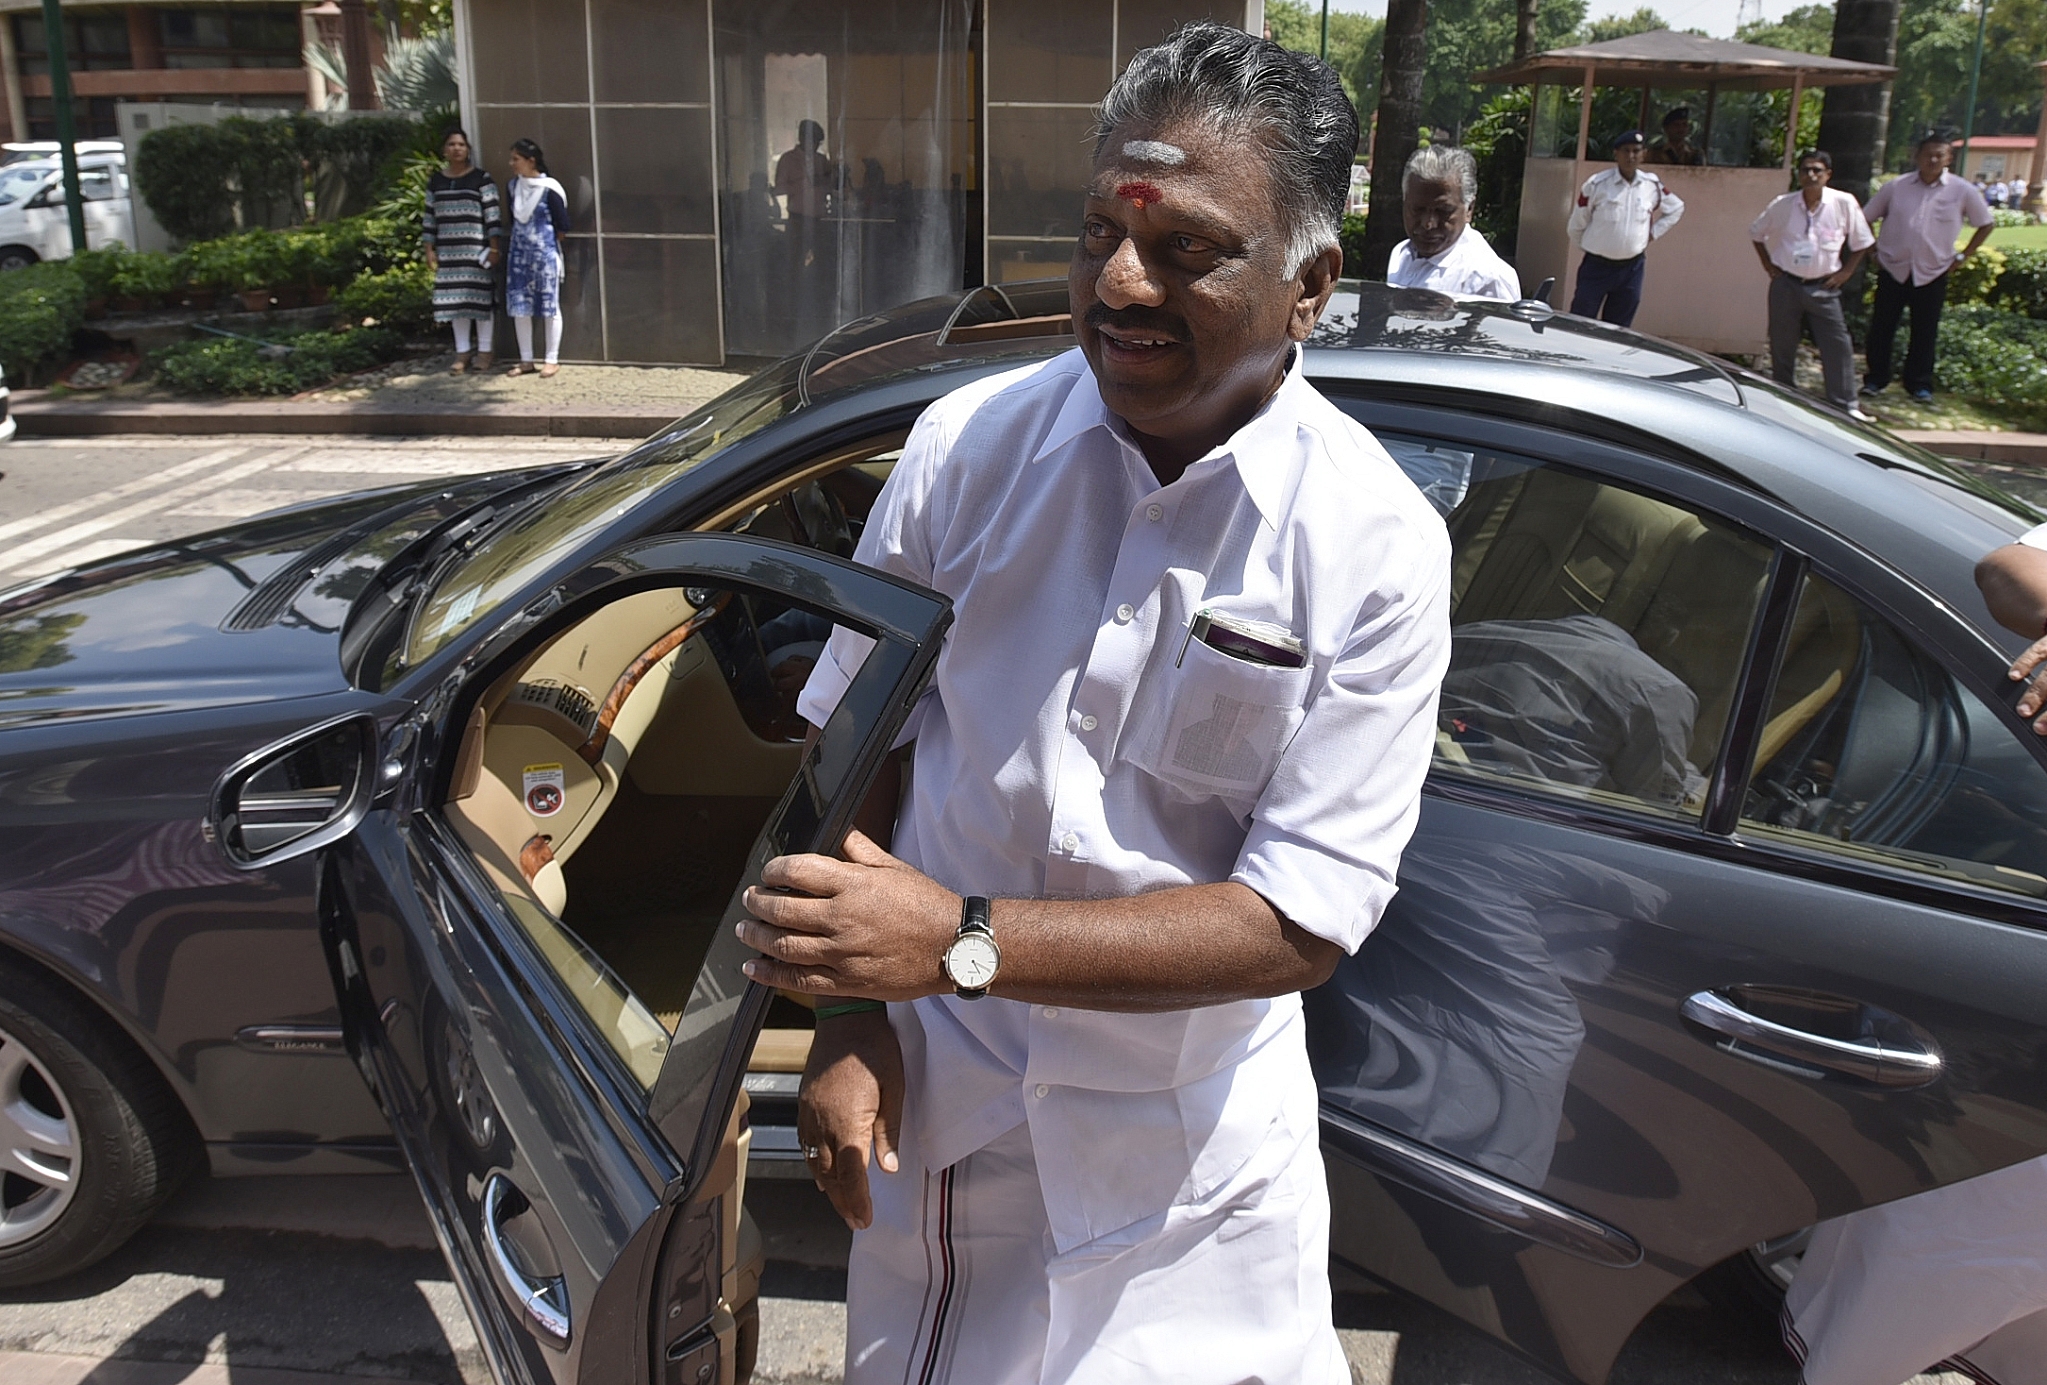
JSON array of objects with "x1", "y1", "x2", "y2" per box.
[
  {"x1": 474, "y1": 351, "x2": 495, "y2": 371},
  {"x1": 538, "y1": 363, "x2": 559, "y2": 378},
  {"x1": 449, "y1": 354, "x2": 471, "y2": 374},
  {"x1": 505, "y1": 362, "x2": 533, "y2": 377}
]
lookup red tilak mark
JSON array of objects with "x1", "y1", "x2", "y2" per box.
[{"x1": 1116, "y1": 181, "x2": 1164, "y2": 209}]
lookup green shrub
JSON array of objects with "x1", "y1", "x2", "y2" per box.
[
  {"x1": 338, "y1": 261, "x2": 435, "y2": 333},
  {"x1": 1993, "y1": 207, "x2": 2031, "y2": 228},
  {"x1": 67, "y1": 246, "x2": 126, "y2": 302},
  {"x1": 0, "y1": 260, "x2": 86, "y2": 380},
  {"x1": 1339, "y1": 211, "x2": 1369, "y2": 278},
  {"x1": 150, "y1": 324, "x2": 405, "y2": 395},
  {"x1": 1919, "y1": 304, "x2": 2047, "y2": 407},
  {"x1": 1991, "y1": 248, "x2": 2047, "y2": 320},
  {"x1": 111, "y1": 251, "x2": 184, "y2": 302},
  {"x1": 1946, "y1": 246, "x2": 2005, "y2": 304}
]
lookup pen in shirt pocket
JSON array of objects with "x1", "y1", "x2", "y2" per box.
[{"x1": 1178, "y1": 608, "x2": 1307, "y2": 669}]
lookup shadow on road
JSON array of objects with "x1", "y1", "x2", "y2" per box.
[{"x1": 0, "y1": 1223, "x2": 476, "y2": 1383}]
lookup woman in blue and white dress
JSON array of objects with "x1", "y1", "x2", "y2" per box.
[{"x1": 504, "y1": 139, "x2": 569, "y2": 378}]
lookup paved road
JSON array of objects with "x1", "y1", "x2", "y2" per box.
[{"x1": 0, "y1": 433, "x2": 1991, "y2": 1384}]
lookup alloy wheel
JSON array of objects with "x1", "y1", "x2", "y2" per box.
[{"x1": 0, "y1": 1023, "x2": 80, "y2": 1248}]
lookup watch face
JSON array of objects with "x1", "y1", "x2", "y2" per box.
[{"x1": 946, "y1": 934, "x2": 1000, "y2": 989}]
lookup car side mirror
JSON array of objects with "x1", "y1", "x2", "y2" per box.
[{"x1": 210, "y1": 715, "x2": 379, "y2": 868}]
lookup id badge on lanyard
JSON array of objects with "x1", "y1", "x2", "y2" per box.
[{"x1": 1793, "y1": 202, "x2": 1822, "y2": 270}]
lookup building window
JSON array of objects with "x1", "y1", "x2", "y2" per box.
[
  {"x1": 11, "y1": 11, "x2": 134, "y2": 75},
  {"x1": 24, "y1": 97, "x2": 123, "y2": 141},
  {"x1": 157, "y1": 6, "x2": 303, "y2": 69}
]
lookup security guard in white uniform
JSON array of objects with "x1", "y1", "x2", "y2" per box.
[
  {"x1": 1567, "y1": 129, "x2": 1684, "y2": 327},
  {"x1": 737, "y1": 24, "x2": 1452, "y2": 1385}
]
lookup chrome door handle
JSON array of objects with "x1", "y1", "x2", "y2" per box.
[
  {"x1": 1682, "y1": 989, "x2": 1943, "y2": 1089},
  {"x1": 481, "y1": 1174, "x2": 571, "y2": 1346}
]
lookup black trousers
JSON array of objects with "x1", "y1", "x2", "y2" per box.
[
  {"x1": 1864, "y1": 266, "x2": 1948, "y2": 395},
  {"x1": 1570, "y1": 252, "x2": 1646, "y2": 327}
]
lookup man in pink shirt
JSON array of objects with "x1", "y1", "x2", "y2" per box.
[{"x1": 1859, "y1": 134, "x2": 1995, "y2": 403}]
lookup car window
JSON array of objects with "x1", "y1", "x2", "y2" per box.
[
  {"x1": 77, "y1": 168, "x2": 116, "y2": 201},
  {"x1": 1378, "y1": 432, "x2": 1773, "y2": 820},
  {"x1": 0, "y1": 168, "x2": 44, "y2": 206},
  {"x1": 1741, "y1": 572, "x2": 2047, "y2": 899}
]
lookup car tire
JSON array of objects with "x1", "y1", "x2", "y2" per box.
[
  {"x1": 0, "y1": 247, "x2": 37, "y2": 273},
  {"x1": 0, "y1": 957, "x2": 200, "y2": 1287},
  {"x1": 1696, "y1": 1226, "x2": 1811, "y2": 1329}
]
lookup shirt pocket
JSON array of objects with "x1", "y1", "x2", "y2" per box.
[{"x1": 1124, "y1": 627, "x2": 1314, "y2": 805}]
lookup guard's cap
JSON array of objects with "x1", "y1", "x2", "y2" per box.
[
  {"x1": 1662, "y1": 106, "x2": 1691, "y2": 124},
  {"x1": 1612, "y1": 130, "x2": 1646, "y2": 148}
]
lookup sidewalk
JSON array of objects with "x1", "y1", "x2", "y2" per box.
[{"x1": 11, "y1": 355, "x2": 751, "y2": 440}]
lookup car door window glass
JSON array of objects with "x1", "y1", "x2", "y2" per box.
[
  {"x1": 1741, "y1": 573, "x2": 2047, "y2": 898},
  {"x1": 1377, "y1": 433, "x2": 1772, "y2": 819}
]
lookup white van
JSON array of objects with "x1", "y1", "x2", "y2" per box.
[{"x1": 0, "y1": 148, "x2": 136, "y2": 271}]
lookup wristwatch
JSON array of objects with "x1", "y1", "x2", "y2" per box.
[{"x1": 940, "y1": 895, "x2": 1000, "y2": 1000}]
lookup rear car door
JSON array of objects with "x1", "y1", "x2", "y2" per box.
[
  {"x1": 1308, "y1": 402, "x2": 2047, "y2": 1382},
  {"x1": 210, "y1": 532, "x2": 949, "y2": 1385}
]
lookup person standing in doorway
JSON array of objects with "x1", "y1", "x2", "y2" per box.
[
  {"x1": 503, "y1": 139, "x2": 568, "y2": 379},
  {"x1": 1568, "y1": 130, "x2": 1684, "y2": 327},
  {"x1": 422, "y1": 128, "x2": 502, "y2": 373},
  {"x1": 1750, "y1": 150, "x2": 1875, "y2": 418},
  {"x1": 776, "y1": 119, "x2": 835, "y2": 338},
  {"x1": 743, "y1": 24, "x2": 1449, "y2": 1385},
  {"x1": 1859, "y1": 134, "x2": 1995, "y2": 403},
  {"x1": 1387, "y1": 145, "x2": 1522, "y2": 300}
]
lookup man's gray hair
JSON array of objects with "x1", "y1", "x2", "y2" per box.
[
  {"x1": 1094, "y1": 22, "x2": 1359, "y2": 276},
  {"x1": 1402, "y1": 145, "x2": 1478, "y2": 207}
]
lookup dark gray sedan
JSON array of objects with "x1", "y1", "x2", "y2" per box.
[{"x1": 0, "y1": 280, "x2": 2043, "y2": 1385}]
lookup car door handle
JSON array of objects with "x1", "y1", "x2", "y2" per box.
[
  {"x1": 481, "y1": 1174, "x2": 571, "y2": 1346},
  {"x1": 1682, "y1": 989, "x2": 1943, "y2": 1088}
]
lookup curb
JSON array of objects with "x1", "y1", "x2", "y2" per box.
[
  {"x1": 1896, "y1": 431, "x2": 2047, "y2": 466},
  {"x1": 9, "y1": 393, "x2": 689, "y2": 440}
]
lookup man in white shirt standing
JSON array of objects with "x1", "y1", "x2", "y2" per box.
[
  {"x1": 1859, "y1": 133, "x2": 1995, "y2": 403},
  {"x1": 737, "y1": 22, "x2": 1451, "y2": 1385},
  {"x1": 1386, "y1": 144, "x2": 1521, "y2": 301},
  {"x1": 1750, "y1": 149, "x2": 1876, "y2": 417},
  {"x1": 1567, "y1": 129, "x2": 1684, "y2": 327}
]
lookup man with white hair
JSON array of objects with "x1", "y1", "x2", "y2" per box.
[
  {"x1": 739, "y1": 20, "x2": 1450, "y2": 1385},
  {"x1": 1386, "y1": 145, "x2": 1522, "y2": 300}
]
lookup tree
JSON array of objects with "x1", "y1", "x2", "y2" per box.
[
  {"x1": 1814, "y1": 0, "x2": 1903, "y2": 197},
  {"x1": 1515, "y1": 0, "x2": 1542, "y2": 59},
  {"x1": 1420, "y1": 0, "x2": 1585, "y2": 137},
  {"x1": 1887, "y1": 0, "x2": 2047, "y2": 167},
  {"x1": 1736, "y1": 3, "x2": 1835, "y2": 52},
  {"x1": 1582, "y1": 6, "x2": 1680, "y2": 41},
  {"x1": 1264, "y1": 0, "x2": 1386, "y2": 115},
  {"x1": 1362, "y1": 0, "x2": 1430, "y2": 278}
]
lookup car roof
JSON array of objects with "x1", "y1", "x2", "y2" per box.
[{"x1": 779, "y1": 278, "x2": 2034, "y2": 651}]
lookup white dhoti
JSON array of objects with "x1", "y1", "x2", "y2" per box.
[
  {"x1": 844, "y1": 1083, "x2": 1349, "y2": 1385},
  {"x1": 1784, "y1": 1153, "x2": 2047, "y2": 1385}
]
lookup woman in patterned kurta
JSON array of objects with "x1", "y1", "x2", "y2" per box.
[
  {"x1": 503, "y1": 139, "x2": 569, "y2": 378},
  {"x1": 422, "y1": 129, "x2": 502, "y2": 372}
]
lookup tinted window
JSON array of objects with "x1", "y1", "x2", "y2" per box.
[
  {"x1": 1379, "y1": 433, "x2": 1771, "y2": 819},
  {"x1": 1741, "y1": 573, "x2": 2047, "y2": 898}
]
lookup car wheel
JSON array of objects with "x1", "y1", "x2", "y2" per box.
[
  {"x1": 1697, "y1": 1226, "x2": 1812, "y2": 1326},
  {"x1": 0, "y1": 247, "x2": 37, "y2": 273},
  {"x1": 0, "y1": 958, "x2": 199, "y2": 1287}
]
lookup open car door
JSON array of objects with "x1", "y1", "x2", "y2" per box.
[{"x1": 213, "y1": 533, "x2": 948, "y2": 1385}]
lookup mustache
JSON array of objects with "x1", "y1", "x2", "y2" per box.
[{"x1": 1083, "y1": 303, "x2": 1188, "y2": 343}]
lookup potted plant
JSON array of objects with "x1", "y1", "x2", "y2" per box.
[
  {"x1": 111, "y1": 252, "x2": 183, "y2": 312},
  {"x1": 181, "y1": 240, "x2": 235, "y2": 308},
  {"x1": 71, "y1": 246, "x2": 124, "y2": 317},
  {"x1": 231, "y1": 233, "x2": 281, "y2": 312}
]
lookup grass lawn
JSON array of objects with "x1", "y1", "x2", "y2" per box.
[
  {"x1": 1984, "y1": 223, "x2": 2047, "y2": 251},
  {"x1": 1861, "y1": 389, "x2": 2047, "y2": 435}
]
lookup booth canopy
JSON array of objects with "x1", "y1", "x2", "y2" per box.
[{"x1": 1474, "y1": 30, "x2": 1895, "y2": 89}]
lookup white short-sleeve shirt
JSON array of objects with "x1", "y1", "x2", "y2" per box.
[
  {"x1": 797, "y1": 347, "x2": 1451, "y2": 1249},
  {"x1": 1387, "y1": 225, "x2": 1522, "y2": 300}
]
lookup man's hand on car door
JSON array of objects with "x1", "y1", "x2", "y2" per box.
[{"x1": 799, "y1": 1009, "x2": 904, "y2": 1229}]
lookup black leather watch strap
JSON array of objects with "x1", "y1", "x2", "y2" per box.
[{"x1": 959, "y1": 894, "x2": 993, "y2": 937}]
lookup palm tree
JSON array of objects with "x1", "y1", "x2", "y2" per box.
[
  {"x1": 1813, "y1": 0, "x2": 1902, "y2": 199},
  {"x1": 1361, "y1": 0, "x2": 1429, "y2": 279}
]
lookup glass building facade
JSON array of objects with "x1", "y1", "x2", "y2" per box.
[{"x1": 456, "y1": 0, "x2": 1250, "y2": 363}]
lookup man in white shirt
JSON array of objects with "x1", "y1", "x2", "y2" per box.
[
  {"x1": 1566, "y1": 128, "x2": 1684, "y2": 327},
  {"x1": 1386, "y1": 144, "x2": 1521, "y2": 301},
  {"x1": 1750, "y1": 148, "x2": 1876, "y2": 416},
  {"x1": 1859, "y1": 134, "x2": 1995, "y2": 402},
  {"x1": 738, "y1": 23, "x2": 1450, "y2": 1385}
]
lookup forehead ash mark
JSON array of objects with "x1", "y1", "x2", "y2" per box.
[
  {"x1": 1119, "y1": 139, "x2": 1187, "y2": 167},
  {"x1": 1116, "y1": 180, "x2": 1165, "y2": 209}
]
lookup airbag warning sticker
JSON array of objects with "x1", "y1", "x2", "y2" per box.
[{"x1": 523, "y1": 763, "x2": 566, "y2": 818}]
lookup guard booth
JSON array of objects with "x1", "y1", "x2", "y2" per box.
[{"x1": 1475, "y1": 31, "x2": 1892, "y2": 356}]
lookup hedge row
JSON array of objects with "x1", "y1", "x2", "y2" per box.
[
  {"x1": 133, "y1": 113, "x2": 427, "y2": 242},
  {"x1": 150, "y1": 325, "x2": 407, "y2": 396}
]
